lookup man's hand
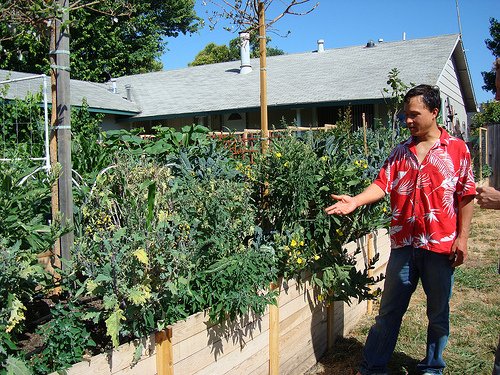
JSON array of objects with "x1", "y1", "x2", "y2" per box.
[
  {"x1": 325, "y1": 194, "x2": 358, "y2": 216},
  {"x1": 476, "y1": 186, "x2": 500, "y2": 210},
  {"x1": 450, "y1": 236, "x2": 468, "y2": 267}
]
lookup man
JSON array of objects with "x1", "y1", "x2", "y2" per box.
[
  {"x1": 325, "y1": 84, "x2": 476, "y2": 375},
  {"x1": 476, "y1": 185, "x2": 500, "y2": 375}
]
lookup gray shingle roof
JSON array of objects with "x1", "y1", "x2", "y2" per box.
[
  {"x1": 1, "y1": 34, "x2": 475, "y2": 119},
  {"x1": 116, "y1": 34, "x2": 473, "y2": 120},
  {"x1": 0, "y1": 70, "x2": 140, "y2": 114}
]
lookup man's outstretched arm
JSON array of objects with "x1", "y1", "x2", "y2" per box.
[{"x1": 325, "y1": 183, "x2": 386, "y2": 216}]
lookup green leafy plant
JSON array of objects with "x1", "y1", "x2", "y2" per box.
[
  {"x1": 0, "y1": 161, "x2": 56, "y2": 251},
  {"x1": 471, "y1": 101, "x2": 500, "y2": 132},
  {"x1": 382, "y1": 68, "x2": 414, "y2": 145},
  {"x1": 468, "y1": 101, "x2": 500, "y2": 180},
  {"x1": 73, "y1": 141, "x2": 276, "y2": 346},
  {"x1": 0, "y1": 239, "x2": 51, "y2": 371},
  {"x1": 30, "y1": 302, "x2": 96, "y2": 374},
  {"x1": 0, "y1": 93, "x2": 46, "y2": 161},
  {"x1": 71, "y1": 100, "x2": 110, "y2": 179},
  {"x1": 252, "y1": 124, "x2": 397, "y2": 303}
]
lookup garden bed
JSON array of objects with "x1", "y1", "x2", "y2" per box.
[{"x1": 57, "y1": 229, "x2": 390, "y2": 375}]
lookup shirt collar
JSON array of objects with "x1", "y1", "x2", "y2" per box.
[
  {"x1": 406, "y1": 127, "x2": 450, "y2": 148},
  {"x1": 438, "y1": 127, "x2": 450, "y2": 146}
]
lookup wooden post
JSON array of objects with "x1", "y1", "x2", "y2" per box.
[
  {"x1": 155, "y1": 327, "x2": 174, "y2": 375},
  {"x1": 258, "y1": 1, "x2": 269, "y2": 154},
  {"x1": 55, "y1": 0, "x2": 74, "y2": 265},
  {"x1": 45, "y1": 10, "x2": 62, "y2": 290},
  {"x1": 362, "y1": 112, "x2": 368, "y2": 156},
  {"x1": 367, "y1": 233, "x2": 374, "y2": 314},
  {"x1": 269, "y1": 281, "x2": 279, "y2": 375},
  {"x1": 485, "y1": 128, "x2": 489, "y2": 171},
  {"x1": 326, "y1": 302, "x2": 335, "y2": 350}
]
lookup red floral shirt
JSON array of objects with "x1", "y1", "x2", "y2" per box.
[{"x1": 374, "y1": 128, "x2": 476, "y2": 254}]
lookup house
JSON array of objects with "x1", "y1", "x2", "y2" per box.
[{"x1": 0, "y1": 33, "x2": 477, "y2": 139}]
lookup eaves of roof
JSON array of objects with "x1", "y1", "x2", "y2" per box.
[
  {"x1": 117, "y1": 98, "x2": 388, "y2": 123},
  {"x1": 450, "y1": 38, "x2": 478, "y2": 112}
]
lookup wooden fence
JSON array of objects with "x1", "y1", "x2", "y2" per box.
[
  {"x1": 209, "y1": 126, "x2": 336, "y2": 162},
  {"x1": 57, "y1": 229, "x2": 390, "y2": 375},
  {"x1": 486, "y1": 124, "x2": 500, "y2": 188}
]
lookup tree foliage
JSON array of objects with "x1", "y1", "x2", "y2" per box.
[
  {"x1": 0, "y1": 0, "x2": 201, "y2": 81},
  {"x1": 471, "y1": 100, "x2": 500, "y2": 132},
  {"x1": 481, "y1": 17, "x2": 499, "y2": 95},
  {"x1": 189, "y1": 33, "x2": 284, "y2": 66}
]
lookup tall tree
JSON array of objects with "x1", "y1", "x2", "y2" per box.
[
  {"x1": 189, "y1": 33, "x2": 284, "y2": 66},
  {"x1": 0, "y1": 0, "x2": 201, "y2": 81},
  {"x1": 481, "y1": 17, "x2": 500, "y2": 96}
]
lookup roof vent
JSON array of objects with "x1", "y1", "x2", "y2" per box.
[
  {"x1": 366, "y1": 40, "x2": 376, "y2": 48},
  {"x1": 317, "y1": 39, "x2": 325, "y2": 53},
  {"x1": 110, "y1": 78, "x2": 117, "y2": 94},
  {"x1": 378, "y1": 38, "x2": 384, "y2": 43},
  {"x1": 239, "y1": 32, "x2": 252, "y2": 74},
  {"x1": 125, "y1": 84, "x2": 132, "y2": 101}
]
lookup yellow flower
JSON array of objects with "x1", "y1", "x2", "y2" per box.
[
  {"x1": 382, "y1": 207, "x2": 388, "y2": 213},
  {"x1": 354, "y1": 160, "x2": 360, "y2": 166},
  {"x1": 290, "y1": 239, "x2": 298, "y2": 248},
  {"x1": 320, "y1": 156, "x2": 328, "y2": 162},
  {"x1": 299, "y1": 240, "x2": 304, "y2": 246},
  {"x1": 275, "y1": 152, "x2": 282, "y2": 158},
  {"x1": 314, "y1": 254, "x2": 320, "y2": 260},
  {"x1": 336, "y1": 228, "x2": 344, "y2": 236},
  {"x1": 363, "y1": 162, "x2": 368, "y2": 169},
  {"x1": 297, "y1": 257, "x2": 304, "y2": 264},
  {"x1": 317, "y1": 294, "x2": 323, "y2": 301},
  {"x1": 283, "y1": 161, "x2": 289, "y2": 168},
  {"x1": 158, "y1": 210, "x2": 169, "y2": 222}
]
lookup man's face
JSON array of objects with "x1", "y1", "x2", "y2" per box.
[{"x1": 403, "y1": 95, "x2": 439, "y2": 139}]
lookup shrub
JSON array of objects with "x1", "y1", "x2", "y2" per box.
[
  {"x1": 73, "y1": 143, "x2": 277, "y2": 348},
  {"x1": 252, "y1": 126, "x2": 394, "y2": 303},
  {"x1": 0, "y1": 117, "x2": 402, "y2": 372}
]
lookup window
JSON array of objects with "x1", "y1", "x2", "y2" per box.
[{"x1": 227, "y1": 113, "x2": 242, "y2": 121}]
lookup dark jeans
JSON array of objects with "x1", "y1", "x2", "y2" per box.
[{"x1": 359, "y1": 247, "x2": 454, "y2": 375}]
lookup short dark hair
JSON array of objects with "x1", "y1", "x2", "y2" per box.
[{"x1": 404, "y1": 84, "x2": 441, "y2": 114}]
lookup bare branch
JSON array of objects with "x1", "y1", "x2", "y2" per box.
[{"x1": 204, "y1": 0, "x2": 318, "y2": 33}]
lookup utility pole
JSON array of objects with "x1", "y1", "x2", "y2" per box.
[{"x1": 53, "y1": 0, "x2": 73, "y2": 265}]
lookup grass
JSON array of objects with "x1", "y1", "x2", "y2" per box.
[{"x1": 306, "y1": 204, "x2": 500, "y2": 375}]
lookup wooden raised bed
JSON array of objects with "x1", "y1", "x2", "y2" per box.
[{"x1": 55, "y1": 229, "x2": 391, "y2": 375}]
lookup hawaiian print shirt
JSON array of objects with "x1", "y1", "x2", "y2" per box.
[{"x1": 374, "y1": 128, "x2": 476, "y2": 254}]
